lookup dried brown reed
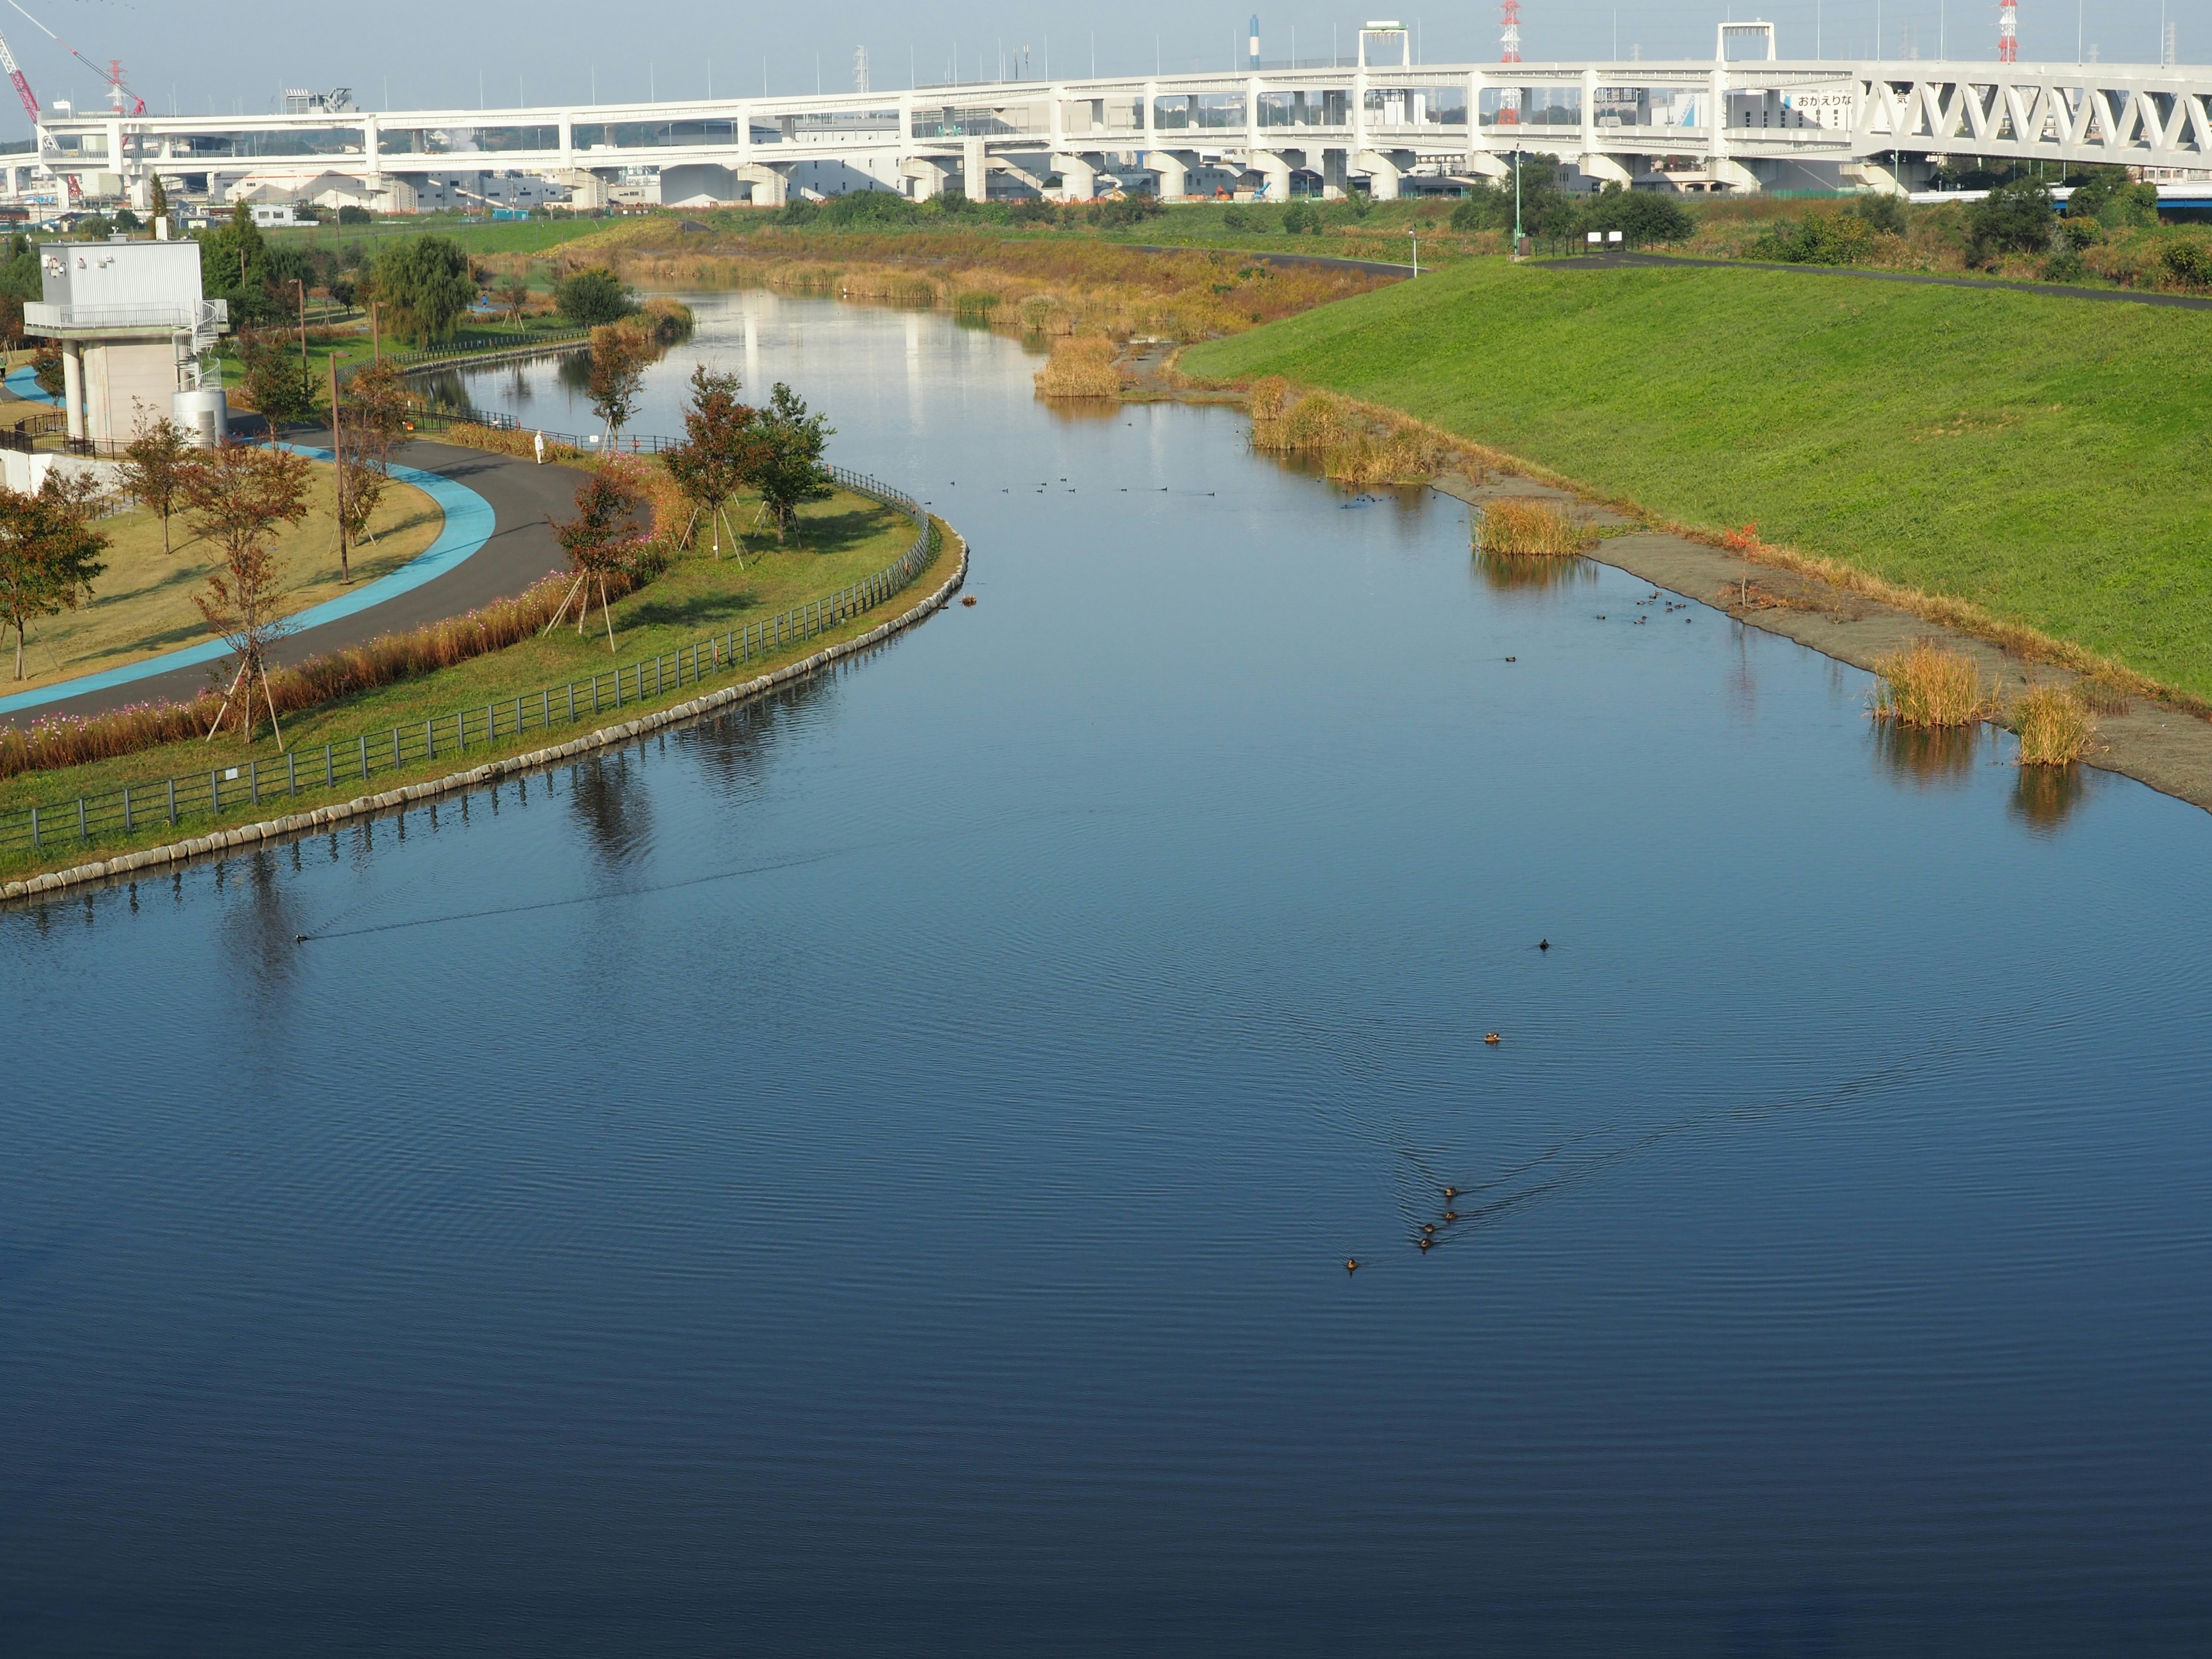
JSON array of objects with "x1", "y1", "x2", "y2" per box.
[
  {"x1": 2009, "y1": 682, "x2": 2096, "y2": 766},
  {"x1": 1870, "y1": 640, "x2": 1993, "y2": 728},
  {"x1": 603, "y1": 228, "x2": 1392, "y2": 346},
  {"x1": 1250, "y1": 381, "x2": 1442, "y2": 486},
  {"x1": 434, "y1": 421, "x2": 589, "y2": 464},
  {"x1": 1247, "y1": 376, "x2": 1296, "y2": 427},
  {"x1": 1478, "y1": 498, "x2": 1597, "y2": 557},
  {"x1": 0, "y1": 567, "x2": 637, "y2": 781},
  {"x1": 1033, "y1": 336, "x2": 1124, "y2": 398}
]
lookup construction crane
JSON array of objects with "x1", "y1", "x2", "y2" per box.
[
  {"x1": 5, "y1": 0, "x2": 143, "y2": 115},
  {"x1": 0, "y1": 20, "x2": 77, "y2": 206},
  {"x1": 0, "y1": 25, "x2": 37, "y2": 126}
]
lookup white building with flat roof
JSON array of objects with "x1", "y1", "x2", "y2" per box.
[{"x1": 22, "y1": 236, "x2": 229, "y2": 446}]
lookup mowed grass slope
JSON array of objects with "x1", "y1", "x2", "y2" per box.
[{"x1": 1184, "y1": 260, "x2": 2212, "y2": 699}]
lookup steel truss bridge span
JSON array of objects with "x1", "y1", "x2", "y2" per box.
[{"x1": 33, "y1": 59, "x2": 2209, "y2": 206}]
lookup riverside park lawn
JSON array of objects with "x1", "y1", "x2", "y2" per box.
[
  {"x1": 0, "y1": 486, "x2": 933, "y2": 881},
  {"x1": 1184, "y1": 256, "x2": 2212, "y2": 702},
  {"x1": 5, "y1": 463, "x2": 440, "y2": 692}
]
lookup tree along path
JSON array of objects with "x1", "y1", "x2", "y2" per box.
[{"x1": 0, "y1": 437, "x2": 584, "y2": 724}]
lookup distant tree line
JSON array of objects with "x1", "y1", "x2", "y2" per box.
[{"x1": 1449, "y1": 170, "x2": 1695, "y2": 246}]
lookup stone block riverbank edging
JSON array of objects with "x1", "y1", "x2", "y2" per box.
[{"x1": 1, "y1": 524, "x2": 967, "y2": 906}]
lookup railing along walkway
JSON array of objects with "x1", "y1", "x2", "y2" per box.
[{"x1": 1, "y1": 464, "x2": 935, "y2": 860}]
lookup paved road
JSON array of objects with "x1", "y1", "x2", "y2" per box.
[
  {"x1": 1565, "y1": 249, "x2": 2212, "y2": 311},
  {"x1": 6, "y1": 435, "x2": 584, "y2": 725},
  {"x1": 1124, "y1": 243, "x2": 1414, "y2": 277}
]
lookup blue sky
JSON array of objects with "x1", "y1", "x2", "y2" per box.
[{"x1": 0, "y1": 0, "x2": 2186, "y2": 135}]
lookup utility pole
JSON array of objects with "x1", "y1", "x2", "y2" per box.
[
  {"x1": 295, "y1": 278, "x2": 308, "y2": 377},
  {"x1": 330, "y1": 353, "x2": 349, "y2": 583}
]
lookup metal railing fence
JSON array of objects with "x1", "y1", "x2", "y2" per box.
[
  {"x1": 404, "y1": 402, "x2": 699, "y2": 456},
  {"x1": 386, "y1": 326, "x2": 591, "y2": 368},
  {"x1": 1, "y1": 465, "x2": 935, "y2": 862}
]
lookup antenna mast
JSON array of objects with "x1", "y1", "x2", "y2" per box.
[{"x1": 1499, "y1": 1, "x2": 1522, "y2": 125}]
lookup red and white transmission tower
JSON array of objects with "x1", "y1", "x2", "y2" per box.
[
  {"x1": 1998, "y1": 0, "x2": 2018, "y2": 62},
  {"x1": 1499, "y1": 0, "x2": 1522, "y2": 124}
]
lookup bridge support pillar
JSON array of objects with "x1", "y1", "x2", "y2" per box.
[
  {"x1": 1708, "y1": 156, "x2": 1762, "y2": 193},
  {"x1": 1577, "y1": 152, "x2": 1636, "y2": 187},
  {"x1": 1461, "y1": 151, "x2": 1512, "y2": 180},
  {"x1": 1145, "y1": 149, "x2": 1197, "y2": 200},
  {"x1": 901, "y1": 157, "x2": 949, "y2": 200},
  {"x1": 1246, "y1": 150, "x2": 1294, "y2": 200},
  {"x1": 963, "y1": 137, "x2": 987, "y2": 199},
  {"x1": 733, "y1": 163, "x2": 790, "y2": 207},
  {"x1": 1845, "y1": 160, "x2": 1910, "y2": 196},
  {"x1": 1049, "y1": 153, "x2": 1099, "y2": 200},
  {"x1": 61, "y1": 341, "x2": 82, "y2": 442},
  {"x1": 1351, "y1": 149, "x2": 1408, "y2": 200}
]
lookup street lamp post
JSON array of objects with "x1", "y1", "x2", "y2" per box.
[{"x1": 1512, "y1": 149, "x2": 1524, "y2": 257}]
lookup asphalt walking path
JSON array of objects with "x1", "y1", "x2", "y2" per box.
[{"x1": 5, "y1": 435, "x2": 585, "y2": 725}]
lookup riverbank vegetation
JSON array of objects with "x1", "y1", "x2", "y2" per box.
[
  {"x1": 1184, "y1": 257, "x2": 2212, "y2": 703},
  {"x1": 424, "y1": 166, "x2": 2212, "y2": 305},
  {"x1": 1034, "y1": 336, "x2": 1124, "y2": 397},
  {"x1": 486, "y1": 215, "x2": 1395, "y2": 347},
  {"x1": 6, "y1": 367, "x2": 906, "y2": 786},
  {"x1": 1872, "y1": 642, "x2": 1992, "y2": 729},
  {"x1": 2010, "y1": 683, "x2": 2097, "y2": 766},
  {"x1": 1475, "y1": 498, "x2": 1595, "y2": 558},
  {"x1": 1245, "y1": 377, "x2": 1446, "y2": 486},
  {"x1": 0, "y1": 488, "x2": 939, "y2": 881}
]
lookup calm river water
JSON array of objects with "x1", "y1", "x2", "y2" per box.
[{"x1": 5, "y1": 291, "x2": 2209, "y2": 1655}]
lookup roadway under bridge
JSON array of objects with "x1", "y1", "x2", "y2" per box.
[{"x1": 21, "y1": 25, "x2": 2209, "y2": 210}]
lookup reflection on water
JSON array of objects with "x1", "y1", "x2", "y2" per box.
[
  {"x1": 415, "y1": 366, "x2": 469, "y2": 410},
  {"x1": 7, "y1": 289, "x2": 2206, "y2": 1653},
  {"x1": 1873, "y1": 720, "x2": 1986, "y2": 789},
  {"x1": 1036, "y1": 395, "x2": 1122, "y2": 423},
  {"x1": 2011, "y1": 760, "x2": 2091, "y2": 832},
  {"x1": 1475, "y1": 551, "x2": 1600, "y2": 593},
  {"x1": 1251, "y1": 446, "x2": 1430, "y2": 512},
  {"x1": 567, "y1": 744, "x2": 656, "y2": 870}
]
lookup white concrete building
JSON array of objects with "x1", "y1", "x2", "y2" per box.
[{"x1": 22, "y1": 236, "x2": 228, "y2": 448}]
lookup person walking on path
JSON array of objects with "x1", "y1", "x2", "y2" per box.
[{"x1": 534, "y1": 430, "x2": 546, "y2": 465}]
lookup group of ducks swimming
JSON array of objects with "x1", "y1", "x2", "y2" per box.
[
  {"x1": 1346, "y1": 1184, "x2": 1467, "y2": 1274},
  {"x1": 1344, "y1": 940, "x2": 1554, "y2": 1275}
]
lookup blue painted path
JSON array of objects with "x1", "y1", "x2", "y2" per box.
[
  {"x1": 4, "y1": 363, "x2": 63, "y2": 406},
  {"x1": 0, "y1": 444, "x2": 494, "y2": 716}
]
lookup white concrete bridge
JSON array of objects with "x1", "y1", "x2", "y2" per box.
[{"x1": 22, "y1": 24, "x2": 2210, "y2": 209}]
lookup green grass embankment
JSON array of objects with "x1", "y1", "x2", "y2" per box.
[
  {"x1": 0, "y1": 491, "x2": 946, "y2": 883},
  {"x1": 1183, "y1": 257, "x2": 2212, "y2": 702}
]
